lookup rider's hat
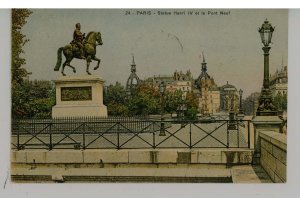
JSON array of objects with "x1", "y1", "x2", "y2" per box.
[{"x1": 75, "y1": 23, "x2": 81, "y2": 28}]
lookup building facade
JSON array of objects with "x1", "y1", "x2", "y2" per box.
[
  {"x1": 269, "y1": 65, "x2": 288, "y2": 113},
  {"x1": 144, "y1": 70, "x2": 193, "y2": 98},
  {"x1": 270, "y1": 65, "x2": 288, "y2": 97},
  {"x1": 194, "y1": 53, "x2": 220, "y2": 115}
]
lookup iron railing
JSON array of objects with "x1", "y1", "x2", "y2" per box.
[{"x1": 11, "y1": 117, "x2": 251, "y2": 150}]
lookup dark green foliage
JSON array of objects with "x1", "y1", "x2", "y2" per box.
[
  {"x1": 11, "y1": 9, "x2": 32, "y2": 85},
  {"x1": 104, "y1": 82, "x2": 129, "y2": 115},
  {"x1": 127, "y1": 84, "x2": 161, "y2": 116},
  {"x1": 184, "y1": 91, "x2": 199, "y2": 120},
  {"x1": 12, "y1": 80, "x2": 55, "y2": 118},
  {"x1": 104, "y1": 83, "x2": 164, "y2": 116},
  {"x1": 11, "y1": 9, "x2": 33, "y2": 118},
  {"x1": 243, "y1": 92, "x2": 260, "y2": 115},
  {"x1": 103, "y1": 83, "x2": 200, "y2": 117},
  {"x1": 184, "y1": 107, "x2": 198, "y2": 120},
  {"x1": 273, "y1": 92, "x2": 287, "y2": 111},
  {"x1": 164, "y1": 90, "x2": 183, "y2": 115}
]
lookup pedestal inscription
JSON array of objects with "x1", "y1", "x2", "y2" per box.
[
  {"x1": 61, "y1": 86, "x2": 92, "y2": 101},
  {"x1": 52, "y1": 75, "x2": 108, "y2": 118}
]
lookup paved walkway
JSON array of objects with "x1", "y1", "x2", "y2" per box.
[{"x1": 11, "y1": 164, "x2": 272, "y2": 183}]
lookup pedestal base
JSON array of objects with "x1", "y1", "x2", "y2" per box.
[
  {"x1": 256, "y1": 111, "x2": 277, "y2": 116},
  {"x1": 51, "y1": 75, "x2": 108, "y2": 118},
  {"x1": 52, "y1": 104, "x2": 107, "y2": 118}
]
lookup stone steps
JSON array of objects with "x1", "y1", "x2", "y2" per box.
[
  {"x1": 10, "y1": 164, "x2": 272, "y2": 183},
  {"x1": 11, "y1": 175, "x2": 232, "y2": 183}
]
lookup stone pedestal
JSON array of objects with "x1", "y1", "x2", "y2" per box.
[
  {"x1": 251, "y1": 116, "x2": 283, "y2": 164},
  {"x1": 52, "y1": 75, "x2": 107, "y2": 118}
]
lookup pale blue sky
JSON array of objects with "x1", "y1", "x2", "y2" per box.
[{"x1": 22, "y1": 9, "x2": 288, "y2": 97}]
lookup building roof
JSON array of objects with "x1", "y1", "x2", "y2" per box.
[{"x1": 221, "y1": 81, "x2": 237, "y2": 91}]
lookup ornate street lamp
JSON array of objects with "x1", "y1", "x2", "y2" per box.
[
  {"x1": 238, "y1": 89, "x2": 244, "y2": 114},
  {"x1": 228, "y1": 91, "x2": 236, "y2": 130},
  {"x1": 256, "y1": 19, "x2": 277, "y2": 116},
  {"x1": 159, "y1": 81, "x2": 166, "y2": 136}
]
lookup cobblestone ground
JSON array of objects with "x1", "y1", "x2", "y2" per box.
[{"x1": 11, "y1": 121, "x2": 250, "y2": 149}]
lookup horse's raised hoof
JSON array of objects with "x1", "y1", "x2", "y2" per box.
[
  {"x1": 73, "y1": 69, "x2": 76, "y2": 73},
  {"x1": 94, "y1": 66, "x2": 99, "y2": 70}
]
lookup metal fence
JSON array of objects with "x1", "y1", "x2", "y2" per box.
[{"x1": 11, "y1": 117, "x2": 251, "y2": 150}]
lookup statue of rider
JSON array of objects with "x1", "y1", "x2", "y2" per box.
[{"x1": 72, "y1": 23, "x2": 85, "y2": 59}]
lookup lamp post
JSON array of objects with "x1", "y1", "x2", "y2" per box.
[
  {"x1": 256, "y1": 19, "x2": 277, "y2": 116},
  {"x1": 238, "y1": 89, "x2": 244, "y2": 114},
  {"x1": 159, "y1": 81, "x2": 166, "y2": 136},
  {"x1": 180, "y1": 95, "x2": 187, "y2": 127},
  {"x1": 228, "y1": 91, "x2": 236, "y2": 130}
]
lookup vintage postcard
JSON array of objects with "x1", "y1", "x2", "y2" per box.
[{"x1": 10, "y1": 9, "x2": 288, "y2": 183}]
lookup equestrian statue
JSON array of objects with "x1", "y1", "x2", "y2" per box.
[{"x1": 54, "y1": 23, "x2": 103, "y2": 76}]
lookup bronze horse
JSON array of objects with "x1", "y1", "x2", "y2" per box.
[{"x1": 54, "y1": 31, "x2": 103, "y2": 76}]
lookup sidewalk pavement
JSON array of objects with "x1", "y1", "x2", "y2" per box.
[{"x1": 11, "y1": 164, "x2": 272, "y2": 183}]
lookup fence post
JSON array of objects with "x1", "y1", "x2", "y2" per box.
[
  {"x1": 83, "y1": 123, "x2": 86, "y2": 150},
  {"x1": 117, "y1": 122, "x2": 121, "y2": 149},
  {"x1": 17, "y1": 120, "x2": 20, "y2": 150},
  {"x1": 247, "y1": 120, "x2": 250, "y2": 148},
  {"x1": 237, "y1": 120, "x2": 240, "y2": 148},
  {"x1": 117, "y1": 129, "x2": 120, "y2": 150},
  {"x1": 227, "y1": 121, "x2": 229, "y2": 148},
  {"x1": 49, "y1": 122, "x2": 52, "y2": 150},
  {"x1": 153, "y1": 131, "x2": 156, "y2": 149},
  {"x1": 189, "y1": 123, "x2": 192, "y2": 149}
]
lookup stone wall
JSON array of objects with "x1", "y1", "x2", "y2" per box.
[
  {"x1": 11, "y1": 149, "x2": 253, "y2": 165},
  {"x1": 260, "y1": 131, "x2": 287, "y2": 183}
]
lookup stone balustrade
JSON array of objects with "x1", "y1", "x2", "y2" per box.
[{"x1": 259, "y1": 131, "x2": 287, "y2": 183}]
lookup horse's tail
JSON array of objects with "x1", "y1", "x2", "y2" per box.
[{"x1": 54, "y1": 47, "x2": 64, "y2": 71}]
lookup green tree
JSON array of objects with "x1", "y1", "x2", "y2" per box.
[
  {"x1": 11, "y1": 9, "x2": 32, "y2": 118},
  {"x1": 282, "y1": 93, "x2": 287, "y2": 111},
  {"x1": 12, "y1": 80, "x2": 55, "y2": 118},
  {"x1": 127, "y1": 84, "x2": 160, "y2": 115},
  {"x1": 243, "y1": 92, "x2": 260, "y2": 116},
  {"x1": 273, "y1": 92, "x2": 283, "y2": 110},
  {"x1": 29, "y1": 80, "x2": 55, "y2": 118},
  {"x1": 13, "y1": 80, "x2": 55, "y2": 118},
  {"x1": 104, "y1": 82, "x2": 129, "y2": 115},
  {"x1": 164, "y1": 90, "x2": 183, "y2": 116},
  {"x1": 11, "y1": 9, "x2": 32, "y2": 85},
  {"x1": 273, "y1": 92, "x2": 287, "y2": 111},
  {"x1": 184, "y1": 91, "x2": 199, "y2": 120}
]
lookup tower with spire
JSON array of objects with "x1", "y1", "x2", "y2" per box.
[
  {"x1": 195, "y1": 52, "x2": 211, "y2": 89},
  {"x1": 126, "y1": 55, "x2": 141, "y2": 97},
  {"x1": 194, "y1": 51, "x2": 220, "y2": 115}
]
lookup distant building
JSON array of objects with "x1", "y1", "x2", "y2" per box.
[
  {"x1": 143, "y1": 70, "x2": 193, "y2": 98},
  {"x1": 220, "y1": 81, "x2": 240, "y2": 113},
  {"x1": 194, "y1": 52, "x2": 220, "y2": 115},
  {"x1": 270, "y1": 65, "x2": 288, "y2": 97},
  {"x1": 126, "y1": 56, "x2": 141, "y2": 96},
  {"x1": 269, "y1": 63, "x2": 288, "y2": 113}
]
